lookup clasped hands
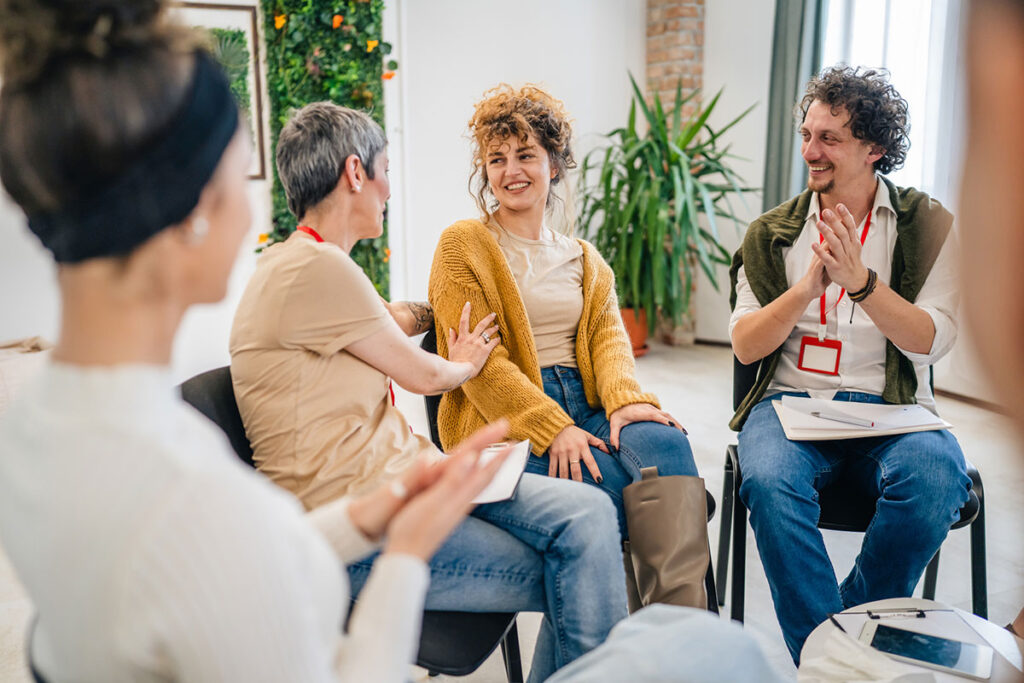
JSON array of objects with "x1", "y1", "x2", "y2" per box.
[
  {"x1": 346, "y1": 420, "x2": 512, "y2": 561},
  {"x1": 800, "y1": 203, "x2": 871, "y2": 300},
  {"x1": 547, "y1": 403, "x2": 686, "y2": 483}
]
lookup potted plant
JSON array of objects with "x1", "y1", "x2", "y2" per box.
[{"x1": 578, "y1": 74, "x2": 754, "y2": 355}]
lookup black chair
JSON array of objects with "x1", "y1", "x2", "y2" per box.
[
  {"x1": 420, "y1": 329, "x2": 720, "y2": 616},
  {"x1": 179, "y1": 365, "x2": 524, "y2": 682},
  {"x1": 715, "y1": 356, "x2": 987, "y2": 622}
]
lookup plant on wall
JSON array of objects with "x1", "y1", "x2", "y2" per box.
[
  {"x1": 260, "y1": 0, "x2": 398, "y2": 295},
  {"x1": 579, "y1": 74, "x2": 754, "y2": 337},
  {"x1": 210, "y1": 28, "x2": 253, "y2": 131}
]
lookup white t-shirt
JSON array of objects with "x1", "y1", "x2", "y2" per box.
[
  {"x1": 0, "y1": 362, "x2": 427, "y2": 682},
  {"x1": 729, "y1": 179, "x2": 959, "y2": 410}
]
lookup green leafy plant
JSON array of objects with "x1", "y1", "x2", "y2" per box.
[
  {"x1": 261, "y1": 0, "x2": 396, "y2": 295},
  {"x1": 579, "y1": 74, "x2": 755, "y2": 333},
  {"x1": 209, "y1": 28, "x2": 252, "y2": 131}
]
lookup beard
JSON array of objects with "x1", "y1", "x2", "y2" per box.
[{"x1": 807, "y1": 175, "x2": 834, "y2": 194}]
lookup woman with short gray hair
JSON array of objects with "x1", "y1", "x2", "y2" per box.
[{"x1": 230, "y1": 101, "x2": 630, "y2": 681}]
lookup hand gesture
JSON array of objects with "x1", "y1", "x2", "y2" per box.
[
  {"x1": 608, "y1": 403, "x2": 686, "y2": 449},
  {"x1": 797, "y1": 251, "x2": 832, "y2": 301},
  {"x1": 383, "y1": 420, "x2": 513, "y2": 561},
  {"x1": 811, "y1": 204, "x2": 870, "y2": 292},
  {"x1": 447, "y1": 301, "x2": 500, "y2": 378},
  {"x1": 548, "y1": 425, "x2": 608, "y2": 483}
]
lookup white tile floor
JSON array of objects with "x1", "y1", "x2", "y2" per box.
[{"x1": 1, "y1": 341, "x2": 1022, "y2": 681}]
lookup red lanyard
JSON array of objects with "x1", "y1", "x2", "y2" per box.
[
  {"x1": 819, "y1": 210, "x2": 872, "y2": 326},
  {"x1": 296, "y1": 225, "x2": 324, "y2": 242}
]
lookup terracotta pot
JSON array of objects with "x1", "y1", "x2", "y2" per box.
[{"x1": 620, "y1": 308, "x2": 650, "y2": 358}]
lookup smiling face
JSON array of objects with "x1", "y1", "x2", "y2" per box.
[
  {"x1": 484, "y1": 131, "x2": 556, "y2": 218},
  {"x1": 800, "y1": 100, "x2": 882, "y2": 196}
]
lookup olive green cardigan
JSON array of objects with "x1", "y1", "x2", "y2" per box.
[{"x1": 728, "y1": 177, "x2": 953, "y2": 431}]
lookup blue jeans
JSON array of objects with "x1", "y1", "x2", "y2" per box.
[
  {"x1": 348, "y1": 472, "x2": 628, "y2": 682},
  {"x1": 738, "y1": 392, "x2": 971, "y2": 662},
  {"x1": 523, "y1": 365, "x2": 699, "y2": 538},
  {"x1": 547, "y1": 605, "x2": 788, "y2": 682}
]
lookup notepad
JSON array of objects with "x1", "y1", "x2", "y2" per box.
[
  {"x1": 472, "y1": 440, "x2": 532, "y2": 504},
  {"x1": 772, "y1": 396, "x2": 952, "y2": 441}
]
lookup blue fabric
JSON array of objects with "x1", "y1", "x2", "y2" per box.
[
  {"x1": 348, "y1": 471, "x2": 628, "y2": 682},
  {"x1": 547, "y1": 604, "x2": 788, "y2": 682},
  {"x1": 737, "y1": 391, "x2": 971, "y2": 662},
  {"x1": 522, "y1": 365, "x2": 699, "y2": 537}
]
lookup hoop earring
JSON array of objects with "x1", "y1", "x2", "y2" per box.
[{"x1": 187, "y1": 216, "x2": 209, "y2": 244}]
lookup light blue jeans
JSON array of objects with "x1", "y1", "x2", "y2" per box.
[
  {"x1": 524, "y1": 365, "x2": 699, "y2": 537},
  {"x1": 348, "y1": 472, "x2": 628, "y2": 682},
  {"x1": 548, "y1": 605, "x2": 789, "y2": 682},
  {"x1": 738, "y1": 392, "x2": 971, "y2": 662}
]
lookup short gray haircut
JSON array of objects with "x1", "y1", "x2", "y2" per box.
[{"x1": 275, "y1": 102, "x2": 387, "y2": 219}]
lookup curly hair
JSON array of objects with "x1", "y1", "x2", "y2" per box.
[
  {"x1": 467, "y1": 84, "x2": 577, "y2": 232},
  {"x1": 799, "y1": 65, "x2": 910, "y2": 175}
]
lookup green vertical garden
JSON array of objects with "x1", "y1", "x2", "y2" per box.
[{"x1": 260, "y1": 0, "x2": 396, "y2": 295}]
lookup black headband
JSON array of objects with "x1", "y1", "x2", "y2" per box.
[{"x1": 26, "y1": 50, "x2": 240, "y2": 263}]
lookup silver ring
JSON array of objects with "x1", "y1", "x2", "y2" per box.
[{"x1": 481, "y1": 332, "x2": 491, "y2": 343}]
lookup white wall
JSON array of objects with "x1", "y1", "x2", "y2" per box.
[
  {"x1": 694, "y1": 0, "x2": 776, "y2": 342},
  {"x1": 383, "y1": 0, "x2": 647, "y2": 301}
]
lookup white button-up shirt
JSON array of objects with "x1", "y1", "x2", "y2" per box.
[{"x1": 729, "y1": 179, "x2": 959, "y2": 410}]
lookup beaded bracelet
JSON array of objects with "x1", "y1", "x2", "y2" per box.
[{"x1": 849, "y1": 268, "x2": 878, "y2": 302}]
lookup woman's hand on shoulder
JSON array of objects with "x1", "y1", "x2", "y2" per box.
[
  {"x1": 608, "y1": 403, "x2": 687, "y2": 448},
  {"x1": 547, "y1": 425, "x2": 607, "y2": 483},
  {"x1": 446, "y1": 301, "x2": 499, "y2": 379}
]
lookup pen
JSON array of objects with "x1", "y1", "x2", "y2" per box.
[
  {"x1": 810, "y1": 410, "x2": 875, "y2": 428},
  {"x1": 827, "y1": 613, "x2": 848, "y2": 633}
]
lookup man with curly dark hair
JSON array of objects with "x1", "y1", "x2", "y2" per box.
[{"x1": 727, "y1": 65, "x2": 970, "y2": 662}]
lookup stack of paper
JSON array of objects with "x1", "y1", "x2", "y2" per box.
[{"x1": 773, "y1": 396, "x2": 952, "y2": 441}]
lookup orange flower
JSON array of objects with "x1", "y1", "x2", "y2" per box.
[
  {"x1": 258, "y1": 233, "x2": 269, "y2": 244},
  {"x1": 274, "y1": 14, "x2": 286, "y2": 29},
  {"x1": 332, "y1": 14, "x2": 344, "y2": 29},
  {"x1": 383, "y1": 247, "x2": 391, "y2": 263},
  {"x1": 382, "y1": 71, "x2": 395, "y2": 80},
  {"x1": 366, "y1": 39, "x2": 379, "y2": 52}
]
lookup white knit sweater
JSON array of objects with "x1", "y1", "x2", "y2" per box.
[{"x1": 0, "y1": 362, "x2": 427, "y2": 682}]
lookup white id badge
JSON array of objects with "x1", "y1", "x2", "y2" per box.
[{"x1": 797, "y1": 336, "x2": 842, "y2": 375}]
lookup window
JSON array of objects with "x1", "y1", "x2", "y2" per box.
[{"x1": 820, "y1": 0, "x2": 966, "y2": 206}]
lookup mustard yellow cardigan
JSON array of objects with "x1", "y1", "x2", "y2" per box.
[{"x1": 427, "y1": 219, "x2": 659, "y2": 456}]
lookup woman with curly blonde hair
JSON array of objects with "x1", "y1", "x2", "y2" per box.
[{"x1": 429, "y1": 84, "x2": 707, "y2": 611}]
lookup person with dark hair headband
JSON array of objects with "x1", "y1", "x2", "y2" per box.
[
  {"x1": 0, "y1": 1, "x2": 525, "y2": 680},
  {"x1": 960, "y1": 0, "x2": 1024, "y2": 643},
  {"x1": 729, "y1": 64, "x2": 970, "y2": 662}
]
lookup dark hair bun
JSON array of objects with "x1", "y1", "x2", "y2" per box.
[{"x1": 0, "y1": 0, "x2": 171, "y2": 86}]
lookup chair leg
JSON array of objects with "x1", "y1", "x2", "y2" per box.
[
  {"x1": 716, "y1": 463, "x2": 734, "y2": 607},
  {"x1": 970, "y1": 499, "x2": 988, "y2": 619},
  {"x1": 500, "y1": 620, "x2": 524, "y2": 683},
  {"x1": 730, "y1": 494, "x2": 747, "y2": 623},
  {"x1": 705, "y1": 554, "x2": 720, "y2": 614},
  {"x1": 922, "y1": 549, "x2": 940, "y2": 601}
]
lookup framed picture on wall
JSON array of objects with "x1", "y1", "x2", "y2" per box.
[{"x1": 170, "y1": 2, "x2": 267, "y2": 180}]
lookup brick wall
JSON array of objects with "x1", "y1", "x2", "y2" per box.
[{"x1": 646, "y1": 0, "x2": 704, "y2": 113}]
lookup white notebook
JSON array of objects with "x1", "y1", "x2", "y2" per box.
[
  {"x1": 772, "y1": 395, "x2": 952, "y2": 441},
  {"x1": 472, "y1": 440, "x2": 532, "y2": 504}
]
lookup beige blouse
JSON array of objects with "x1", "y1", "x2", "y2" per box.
[
  {"x1": 230, "y1": 233, "x2": 436, "y2": 510},
  {"x1": 492, "y1": 224, "x2": 584, "y2": 368}
]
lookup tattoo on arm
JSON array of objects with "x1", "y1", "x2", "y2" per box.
[{"x1": 406, "y1": 301, "x2": 434, "y2": 335}]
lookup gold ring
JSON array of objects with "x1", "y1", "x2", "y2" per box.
[{"x1": 569, "y1": 459, "x2": 580, "y2": 465}]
